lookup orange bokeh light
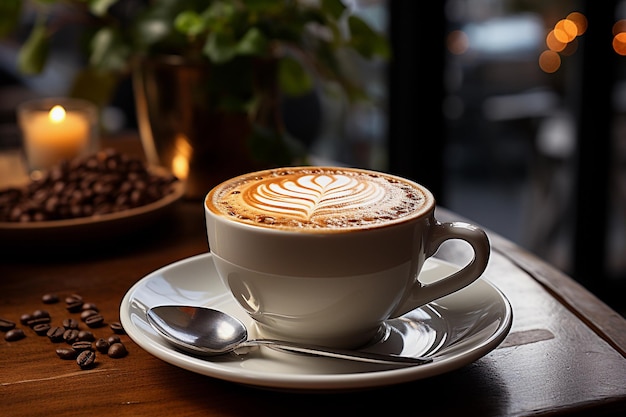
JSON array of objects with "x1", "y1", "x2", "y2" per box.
[
  {"x1": 613, "y1": 32, "x2": 626, "y2": 56},
  {"x1": 554, "y1": 19, "x2": 578, "y2": 43},
  {"x1": 539, "y1": 50, "x2": 561, "y2": 73},
  {"x1": 613, "y1": 19, "x2": 626, "y2": 36},
  {"x1": 567, "y1": 12, "x2": 587, "y2": 36},
  {"x1": 539, "y1": 11, "x2": 588, "y2": 73},
  {"x1": 546, "y1": 30, "x2": 567, "y2": 52}
]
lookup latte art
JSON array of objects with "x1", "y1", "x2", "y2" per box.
[
  {"x1": 207, "y1": 167, "x2": 431, "y2": 230},
  {"x1": 249, "y1": 174, "x2": 386, "y2": 220}
]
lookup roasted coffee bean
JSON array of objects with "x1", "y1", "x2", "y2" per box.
[
  {"x1": 0, "y1": 317, "x2": 16, "y2": 331},
  {"x1": 63, "y1": 329, "x2": 79, "y2": 344},
  {"x1": 66, "y1": 300, "x2": 84, "y2": 313},
  {"x1": 42, "y1": 293, "x2": 59, "y2": 304},
  {"x1": 56, "y1": 347, "x2": 78, "y2": 360},
  {"x1": 80, "y1": 309, "x2": 99, "y2": 321},
  {"x1": 71, "y1": 341, "x2": 93, "y2": 352},
  {"x1": 46, "y1": 326, "x2": 65, "y2": 342},
  {"x1": 33, "y1": 323, "x2": 51, "y2": 336},
  {"x1": 84, "y1": 314, "x2": 104, "y2": 328},
  {"x1": 107, "y1": 335, "x2": 121, "y2": 344},
  {"x1": 65, "y1": 294, "x2": 83, "y2": 304},
  {"x1": 27, "y1": 316, "x2": 51, "y2": 327},
  {"x1": 0, "y1": 149, "x2": 178, "y2": 223},
  {"x1": 19, "y1": 313, "x2": 32, "y2": 325},
  {"x1": 5, "y1": 328, "x2": 25, "y2": 341},
  {"x1": 110, "y1": 322, "x2": 125, "y2": 334},
  {"x1": 81, "y1": 303, "x2": 98, "y2": 312},
  {"x1": 95, "y1": 338, "x2": 110, "y2": 353},
  {"x1": 32, "y1": 309, "x2": 50, "y2": 319},
  {"x1": 62, "y1": 318, "x2": 79, "y2": 329},
  {"x1": 76, "y1": 350, "x2": 96, "y2": 369},
  {"x1": 108, "y1": 342, "x2": 128, "y2": 358},
  {"x1": 77, "y1": 330, "x2": 95, "y2": 341}
]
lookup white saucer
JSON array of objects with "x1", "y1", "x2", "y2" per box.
[{"x1": 120, "y1": 253, "x2": 512, "y2": 391}]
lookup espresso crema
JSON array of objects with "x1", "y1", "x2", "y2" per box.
[{"x1": 207, "y1": 167, "x2": 432, "y2": 230}]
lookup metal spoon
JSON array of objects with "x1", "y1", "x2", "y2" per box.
[{"x1": 146, "y1": 305, "x2": 432, "y2": 366}]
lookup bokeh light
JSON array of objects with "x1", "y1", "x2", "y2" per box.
[
  {"x1": 567, "y1": 12, "x2": 588, "y2": 36},
  {"x1": 613, "y1": 32, "x2": 626, "y2": 56},
  {"x1": 546, "y1": 30, "x2": 567, "y2": 52},
  {"x1": 446, "y1": 30, "x2": 469, "y2": 55},
  {"x1": 539, "y1": 50, "x2": 561, "y2": 73},
  {"x1": 539, "y1": 11, "x2": 587, "y2": 73},
  {"x1": 554, "y1": 19, "x2": 578, "y2": 43}
]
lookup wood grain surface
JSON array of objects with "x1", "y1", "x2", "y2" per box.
[{"x1": 1, "y1": 139, "x2": 625, "y2": 416}]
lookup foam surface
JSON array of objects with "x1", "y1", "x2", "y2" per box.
[{"x1": 208, "y1": 167, "x2": 429, "y2": 230}]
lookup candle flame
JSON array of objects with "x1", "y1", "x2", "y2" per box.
[{"x1": 49, "y1": 105, "x2": 66, "y2": 123}]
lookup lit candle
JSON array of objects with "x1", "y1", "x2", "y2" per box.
[{"x1": 21, "y1": 103, "x2": 91, "y2": 170}]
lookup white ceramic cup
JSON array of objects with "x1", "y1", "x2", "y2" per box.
[{"x1": 205, "y1": 166, "x2": 490, "y2": 349}]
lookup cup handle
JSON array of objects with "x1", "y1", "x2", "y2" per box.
[{"x1": 390, "y1": 221, "x2": 490, "y2": 318}]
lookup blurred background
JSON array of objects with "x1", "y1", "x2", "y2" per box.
[{"x1": 0, "y1": 0, "x2": 624, "y2": 314}]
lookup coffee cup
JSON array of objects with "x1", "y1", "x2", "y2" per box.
[{"x1": 205, "y1": 166, "x2": 490, "y2": 349}]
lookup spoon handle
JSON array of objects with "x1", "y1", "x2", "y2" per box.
[{"x1": 241, "y1": 339, "x2": 432, "y2": 366}]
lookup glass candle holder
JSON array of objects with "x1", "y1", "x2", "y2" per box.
[{"x1": 18, "y1": 97, "x2": 99, "y2": 172}]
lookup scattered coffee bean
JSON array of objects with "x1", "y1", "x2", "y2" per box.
[
  {"x1": 42, "y1": 293, "x2": 60, "y2": 304},
  {"x1": 80, "y1": 309, "x2": 99, "y2": 321},
  {"x1": 27, "y1": 316, "x2": 51, "y2": 327},
  {"x1": 77, "y1": 330, "x2": 95, "y2": 342},
  {"x1": 109, "y1": 322, "x2": 125, "y2": 335},
  {"x1": 71, "y1": 341, "x2": 93, "y2": 352},
  {"x1": 66, "y1": 300, "x2": 84, "y2": 313},
  {"x1": 46, "y1": 326, "x2": 65, "y2": 342},
  {"x1": 65, "y1": 294, "x2": 83, "y2": 304},
  {"x1": 65, "y1": 294, "x2": 84, "y2": 313},
  {"x1": 84, "y1": 314, "x2": 105, "y2": 328},
  {"x1": 4, "y1": 328, "x2": 25, "y2": 341},
  {"x1": 20, "y1": 313, "x2": 32, "y2": 325},
  {"x1": 33, "y1": 323, "x2": 51, "y2": 336},
  {"x1": 0, "y1": 317, "x2": 16, "y2": 332},
  {"x1": 81, "y1": 303, "x2": 98, "y2": 312},
  {"x1": 76, "y1": 350, "x2": 96, "y2": 369},
  {"x1": 63, "y1": 329, "x2": 79, "y2": 344},
  {"x1": 56, "y1": 347, "x2": 78, "y2": 360},
  {"x1": 95, "y1": 338, "x2": 110, "y2": 353},
  {"x1": 32, "y1": 309, "x2": 50, "y2": 319},
  {"x1": 6, "y1": 292, "x2": 131, "y2": 370},
  {"x1": 108, "y1": 342, "x2": 128, "y2": 358},
  {"x1": 62, "y1": 318, "x2": 80, "y2": 329}
]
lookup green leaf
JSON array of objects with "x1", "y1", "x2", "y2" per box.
[
  {"x1": 133, "y1": 16, "x2": 174, "y2": 50},
  {"x1": 347, "y1": 15, "x2": 390, "y2": 59},
  {"x1": 89, "y1": 27, "x2": 131, "y2": 72},
  {"x1": 174, "y1": 10, "x2": 205, "y2": 37},
  {"x1": 17, "y1": 18, "x2": 48, "y2": 75},
  {"x1": 89, "y1": 0, "x2": 120, "y2": 17},
  {"x1": 278, "y1": 57, "x2": 313, "y2": 97},
  {"x1": 203, "y1": 0, "x2": 237, "y2": 27},
  {"x1": 236, "y1": 27, "x2": 268, "y2": 56},
  {"x1": 203, "y1": 32, "x2": 238, "y2": 63},
  {"x1": 320, "y1": 0, "x2": 346, "y2": 21}
]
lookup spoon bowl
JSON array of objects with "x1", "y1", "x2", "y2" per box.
[{"x1": 147, "y1": 305, "x2": 432, "y2": 366}]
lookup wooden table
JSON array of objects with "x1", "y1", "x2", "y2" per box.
[{"x1": 1, "y1": 151, "x2": 626, "y2": 416}]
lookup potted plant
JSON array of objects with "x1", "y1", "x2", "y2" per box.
[{"x1": 2, "y1": 0, "x2": 389, "y2": 197}]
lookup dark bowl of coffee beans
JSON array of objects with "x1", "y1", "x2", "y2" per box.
[{"x1": 0, "y1": 149, "x2": 184, "y2": 248}]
